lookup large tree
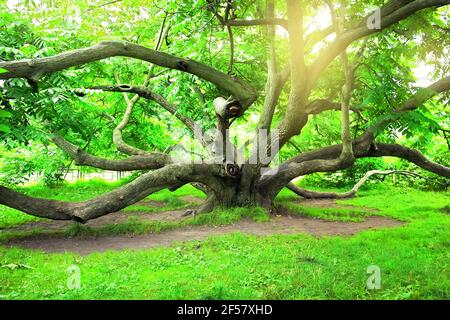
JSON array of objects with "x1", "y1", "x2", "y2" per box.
[{"x1": 0, "y1": 0, "x2": 449, "y2": 222}]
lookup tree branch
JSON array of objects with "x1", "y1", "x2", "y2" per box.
[
  {"x1": 257, "y1": 0, "x2": 282, "y2": 131},
  {"x1": 260, "y1": 138, "x2": 450, "y2": 196},
  {"x1": 271, "y1": 0, "x2": 310, "y2": 151},
  {"x1": 111, "y1": 21, "x2": 171, "y2": 156},
  {"x1": 308, "y1": 0, "x2": 450, "y2": 90},
  {"x1": 89, "y1": 84, "x2": 213, "y2": 147},
  {"x1": 365, "y1": 75, "x2": 450, "y2": 137},
  {"x1": 286, "y1": 170, "x2": 429, "y2": 199},
  {"x1": 226, "y1": 18, "x2": 288, "y2": 30},
  {"x1": 0, "y1": 163, "x2": 223, "y2": 223},
  {"x1": 327, "y1": 0, "x2": 354, "y2": 161},
  {"x1": 52, "y1": 134, "x2": 171, "y2": 171},
  {"x1": 365, "y1": 143, "x2": 450, "y2": 178},
  {"x1": 305, "y1": 99, "x2": 345, "y2": 114},
  {"x1": 0, "y1": 40, "x2": 258, "y2": 108}
]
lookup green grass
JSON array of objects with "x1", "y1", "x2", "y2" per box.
[
  {"x1": 0, "y1": 180, "x2": 449, "y2": 299},
  {"x1": 280, "y1": 203, "x2": 371, "y2": 222}
]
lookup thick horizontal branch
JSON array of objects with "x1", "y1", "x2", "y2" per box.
[
  {"x1": 226, "y1": 18, "x2": 288, "y2": 30},
  {"x1": 0, "y1": 40, "x2": 258, "y2": 108},
  {"x1": 52, "y1": 134, "x2": 171, "y2": 171},
  {"x1": 365, "y1": 143, "x2": 450, "y2": 178},
  {"x1": 305, "y1": 99, "x2": 360, "y2": 115},
  {"x1": 0, "y1": 163, "x2": 222, "y2": 223},
  {"x1": 261, "y1": 139, "x2": 449, "y2": 195},
  {"x1": 287, "y1": 170, "x2": 426, "y2": 199}
]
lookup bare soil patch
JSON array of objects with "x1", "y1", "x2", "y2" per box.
[
  {"x1": 135, "y1": 200, "x2": 167, "y2": 207},
  {"x1": 4, "y1": 214, "x2": 403, "y2": 255},
  {"x1": 180, "y1": 196, "x2": 204, "y2": 205}
]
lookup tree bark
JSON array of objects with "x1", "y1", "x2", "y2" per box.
[{"x1": 287, "y1": 170, "x2": 429, "y2": 199}]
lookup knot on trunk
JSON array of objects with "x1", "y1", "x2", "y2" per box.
[
  {"x1": 175, "y1": 60, "x2": 189, "y2": 71},
  {"x1": 226, "y1": 163, "x2": 240, "y2": 177}
]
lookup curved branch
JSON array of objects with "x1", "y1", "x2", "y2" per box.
[
  {"x1": 287, "y1": 170, "x2": 427, "y2": 199},
  {"x1": 261, "y1": 140, "x2": 450, "y2": 196},
  {"x1": 305, "y1": 99, "x2": 363, "y2": 115},
  {"x1": 0, "y1": 163, "x2": 222, "y2": 223},
  {"x1": 90, "y1": 84, "x2": 213, "y2": 146},
  {"x1": 0, "y1": 40, "x2": 258, "y2": 108},
  {"x1": 111, "y1": 19, "x2": 171, "y2": 156},
  {"x1": 365, "y1": 143, "x2": 450, "y2": 178},
  {"x1": 52, "y1": 134, "x2": 171, "y2": 171},
  {"x1": 360, "y1": 75, "x2": 450, "y2": 140},
  {"x1": 308, "y1": 0, "x2": 450, "y2": 90},
  {"x1": 226, "y1": 23, "x2": 235, "y2": 74},
  {"x1": 112, "y1": 99, "x2": 150, "y2": 156}
]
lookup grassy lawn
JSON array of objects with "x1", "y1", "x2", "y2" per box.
[{"x1": 0, "y1": 180, "x2": 449, "y2": 299}]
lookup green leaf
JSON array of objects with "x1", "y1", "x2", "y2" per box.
[
  {"x1": 0, "y1": 123, "x2": 11, "y2": 133},
  {"x1": 0, "y1": 109, "x2": 12, "y2": 118},
  {"x1": 0, "y1": 67, "x2": 8, "y2": 74}
]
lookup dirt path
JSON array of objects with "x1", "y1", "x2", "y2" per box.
[
  {"x1": 4, "y1": 215, "x2": 403, "y2": 255},
  {"x1": 2, "y1": 197, "x2": 403, "y2": 255}
]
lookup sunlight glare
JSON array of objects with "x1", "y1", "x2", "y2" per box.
[
  {"x1": 413, "y1": 63, "x2": 434, "y2": 87},
  {"x1": 276, "y1": 6, "x2": 332, "y2": 39}
]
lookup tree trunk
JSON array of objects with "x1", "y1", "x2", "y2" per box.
[{"x1": 198, "y1": 168, "x2": 276, "y2": 214}]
